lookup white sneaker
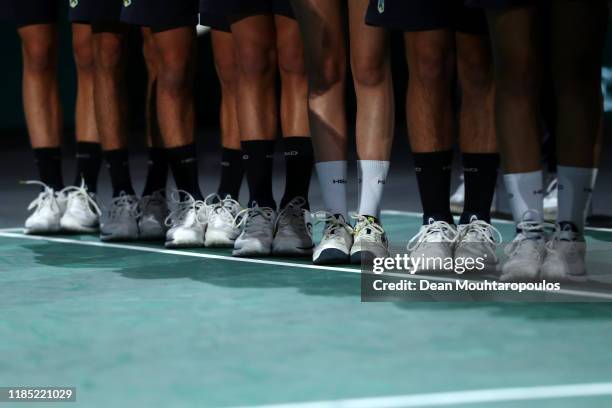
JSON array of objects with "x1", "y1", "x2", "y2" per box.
[
  {"x1": 541, "y1": 223, "x2": 587, "y2": 282},
  {"x1": 138, "y1": 190, "x2": 169, "y2": 240},
  {"x1": 500, "y1": 214, "x2": 548, "y2": 282},
  {"x1": 350, "y1": 215, "x2": 389, "y2": 264},
  {"x1": 23, "y1": 181, "x2": 67, "y2": 235},
  {"x1": 450, "y1": 175, "x2": 497, "y2": 214},
  {"x1": 272, "y1": 197, "x2": 314, "y2": 257},
  {"x1": 312, "y1": 213, "x2": 353, "y2": 265},
  {"x1": 165, "y1": 193, "x2": 208, "y2": 248},
  {"x1": 543, "y1": 177, "x2": 558, "y2": 222},
  {"x1": 205, "y1": 195, "x2": 242, "y2": 248},
  {"x1": 100, "y1": 192, "x2": 140, "y2": 242},
  {"x1": 60, "y1": 181, "x2": 101, "y2": 233},
  {"x1": 232, "y1": 206, "x2": 276, "y2": 257},
  {"x1": 407, "y1": 219, "x2": 457, "y2": 273},
  {"x1": 455, "y1": 217, "x2": 502, "y2": 273}
]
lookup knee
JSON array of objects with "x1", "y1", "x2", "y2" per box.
[
  {"x1": 351, "y1": 54, "x2": 387, "y2": 87},
  {"x1": 309, "y1": 54, "x2": 345, "y2": 94},
  {"x1": 236, "y1": 43, "x2": 276, "y2": 79},
  {"x1": 22, "y1": 38, "x2": 57, "y2": 72},
  {"x1": 157, "y1": 49, "x2": 193, "y2": 92},
  {"x1": 458, "y1": 55, "x2": 492, "y2": 95},
  {"x1": 410, "y1": 47, "x2": 453, "y2": 88},
  {"x1": 278, "y1": 47, "x2": 306, "y2": 77},
  {"x1": 72, "y1": 35, "x2": 94, "y2": 71},
  {"x1": 94, "y1": 34, "x2": 123, "y2": 70}
]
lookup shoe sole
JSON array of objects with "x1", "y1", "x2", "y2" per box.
[
  {"x1": 60, "y1": 219, "x2": 99, "y2": 234},
  {"x1": 165, "y1": 240, "x2": 205, "y2": 249},
  {"x1": 349, "y1": 250, "x2": 378, "y2": 265},
  {"x1": 313, "y1": 248, "x2": 350, "y2": 265},
  {"x1": 100, "y1": 234, "x2": 139, "y2": 242},
  {"x1": 205, "y1": 230, "x2": 236, "y2": 248}
]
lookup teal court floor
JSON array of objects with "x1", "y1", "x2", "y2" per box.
[{"x1": 1, "y1": 212, "x2": 612, "y2": 407}]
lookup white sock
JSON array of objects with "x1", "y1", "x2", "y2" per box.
[
  {"x1": 357, "y1": 160, "x2": 390, "y2": 219},
  {"x1": 316, "y1": 161, "x2": 348, "y2": 219},
  {"x1": 557, "y1": 165, "x2": 598, "y2": 232},
  {"x1": 504, "y1": 170, "x2": 544, "y2": 224}
]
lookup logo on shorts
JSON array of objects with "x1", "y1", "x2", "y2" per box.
[
  {"x1": 124, "y1": 0, "x2": 132, "y2": 7},
  {"x1": 378, "y1": 0, "x2": 385, "y2": 13},
  {"x1": 69, "y1": 0, "x2": 78, "y2": 8}
]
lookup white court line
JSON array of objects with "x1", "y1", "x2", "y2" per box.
[
  {"x1": 1, "y1": 230, "x2": 612, "y2": 301},
  {"x1": 240, "y1": 382, "x2": 612, "y2": 408}
]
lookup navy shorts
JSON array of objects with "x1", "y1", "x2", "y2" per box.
[
  {"x1": 7, "y1": 0, "x2": 61, "y2": 26},
  {"x1": 366, "y1": 0, "x2": 487, "y2": 34},
  {"x1": 465, "y1": 0, "x2": 537, "y2": 10},
  {"x1": 200, "y1": 0, "x2": 295, "y2": 31},
  {"x1": 121, "y1": 0, "x2": 199, "y2": 31},
  {"x1": 69, "y1": 0, "x2": 122, "y2": 24}
]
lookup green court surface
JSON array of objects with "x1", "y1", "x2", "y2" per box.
[{"x1": 1, "y1": 212, "x2": 612, "y2": 408}]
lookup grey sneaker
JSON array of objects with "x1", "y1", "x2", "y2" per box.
[
  {"x1": 164, "y1": 193, "x2": 210, "y2": 248},
  {"x1": 350, "y1": 215, "x2": 389, "y2": 264},
  {"x1": 100, "y1": 193, "x2": 140, "y2": 242},
  {"x1": 138, "y1": 190, "x2": 169, "y2": 240},
  {"x1": 455, "y1": 216, "x2": 503, "y2": 273},
  {"x1": 500, "y1": 214, "x2": 548, "y2": 282},
  {"x1": 272, "y1": 197, "x2": 314, "y2": 257},
  {"x1": 540, "y1": 222, "x2": 587, "y2": 282},
  {"x1": 407, "y1": 219, "x2": 458, "y2": 273},
  {"x1": 232, "y1": 205, "x2": 276, "y2": 257}
]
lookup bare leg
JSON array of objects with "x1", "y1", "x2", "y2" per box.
[{"x1": 72, "y1": 23, "x2": 98, "y2": 144}]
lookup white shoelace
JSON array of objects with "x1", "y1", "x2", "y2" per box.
[
  {"x1": 407, "y1": 220, "x2": 457, "y2": 252},
  {"x1": 211, "y1": 196, "x2": 242, "y2": 223},
  {"x1": 504, "y1": 210, "x2": 551, "y2": 258},
  {"x1": 23, "y1": 180, "x2": 62, "y2": 214},
  {"x1": 458, "y1": 220, "x2": 503, "y2": 246},
  {"x1": 107, "y1": 192, "x2": 139, "y2": 222},
  {"x1": 351, "y1": 214, "x2": 385, "y2": 243},
  {"x1": 63, "y1": 180, "x2": 102, "y2": 217},
  {"x1": 165, "y1": 191, "x2": 206, "y2": 227},
  {"x1": 274, "y1": 197, "x2": 309, "y2": 233},
  {"x1": 234, "y1": 206, "x2": 275, "y2": 232},
  {"x1": 545, "y1": 223, "x2": 582, "y2": 255},
  {"x1": 312, "y1": 211, "x2": 353, "y2": 240}
]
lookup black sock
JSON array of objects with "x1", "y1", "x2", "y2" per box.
[
  {"x1": 460, "y1": 153, "x2": 500, "y2": 225},
  {"x1": 33, "y1": 147, "x2": 64, "y2": 191},
  {"x1": 142, "y1": 147, "x2": 168, "y2": 196},
  {"x1": 104, "y1": 149, "x2": 135, "y2": 197},
  {"x1": 217, "y1": 147, "x2": 244, "y2": 200},
  {"x1": 74, "y1": 142, "x2": 102, "y2": 193},
  {"x1": 280, "y1": 137, "x2": 313, "y2": 209},
  {"x1": 166, "y1": 144, "x2": 203, "y2": 201},
  {"x1": 241, "y1": 140, "x2": 276, "y2": 209},
  {"x1": 414, "y1": 150, "x2": 454, "y2": 225}
]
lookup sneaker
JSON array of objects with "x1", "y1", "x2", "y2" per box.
[
  {"x1": 272, "y1": 197, "x2": 314, "y2": 257},
  {"x1": 205, "y1": 195, "x2": 242, "y2": 248},
  {"x1": 60, "y1": 181, "x2": 101, "y2": 233},
  {"x1": 232, "y1": 205, "x2": 276, "y2": 257},
  {"x1": 100, "y1": 192, "x2": 140, "y2": 242},
  {"x1": 23, "y1": 181, "x2": 67, "y2": 235},
  {"x1": 165, "y1": 193, "x2": 209, "y2": 248},
  {"x1": 138, "y1": 190, "x2": 169, "y2": 240},
  {"x1": 500, "y1": 212, "x2": 547, "y2": 282},
  {"x1": 350, "y1": 215, "x2": 389, "y2": 264},
  {"x1": 312, "y1": 213, "x2": 353, "y2": 265},
  {"x1": 540, "y1": 222, "x2": 587, "y2": 282},
  {"x1": 450, "y1": 175, "x2": 497, "y2": 214},
  {"x1": 543, "y1": 177, "x2": 558, "y2": 222},
  {"x1": 407, "y1": 219, "x2": 457, "y2": 273},
  {"x1": 455, "y1": 216, "x2": 502, "y2": 273}
]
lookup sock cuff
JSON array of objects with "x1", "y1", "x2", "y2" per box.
[
  {"x1": 76, "y1": 142, "x2": 101, "y2": 151},
  {"x1": 241, "y1": 140, "x2": 276, "y2": 157},
  {"x1": 221, "y1": 147, "x2": 242, "y2": 160},
  {"x1": 316, "y1": 160, "x2": 348, "y2": 173},
  {"x1": 557, "y1": 165, "x2": 599, "y2": 176},
  {"x1": 33, "y1": 146, "x2": 62, "y2": 158},
  {"x1": 165, "y1": 144, "x2": 197, "y2": 160},
  {"x1": 283, "y1": 137, "x2": 313, "y2": 153},
  {"x1": 413, "y1": 150, "x2": 454, "y2": 169},
  {"x1": 461, "y1": 153, "x2": 500, "y2": 168}
]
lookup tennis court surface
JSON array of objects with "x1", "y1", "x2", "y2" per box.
[{"x1": 2, "y1": 212, "x2": 612, "y2": 408}]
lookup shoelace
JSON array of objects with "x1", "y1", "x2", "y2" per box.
[
  {"x1": 164, "y1": 191, "x2": 206, "y2": 227},
  {"x1": 108, "y1": 192, "x2": 139, "y2": 221},
  {"x1": 458, "y1": 220, "x2": 503, "y2": 246},
  {"x1": 234, "y1": 206, "x2": 275, "y2": 231},
  {"x1": 63, "y1": 180, "x2": 102, "y2": 217},
  {"x1": 504, "y1": 210, "x2": 550, "y2": 257},
  {"x1": 545, "y1": 223, "x2": 581, "y2": 255},
  {"x1": 274, "y1": 197, "x2": 309, "y2": 233},
  {"x1": 140, "y1": 190, "x2": 166, "y2": 213},
  {"x1": 407, "y1": 220, "x2": 457, "y2": 252},
  {"x1": 211, "y1": 196, "x2": 242, "y2": 223},
  {"x1": 23, "y1": 180, "x2": 61, "y2": 214},
  {"x1": 350, "y1": 213, "x2": 385, "y2": 242},
  {"x1": 312, "y1": 211, "x2": 353, "y2": 240}
]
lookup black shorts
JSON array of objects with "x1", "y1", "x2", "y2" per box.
[
  {"x1": 201, "y1": 0, "x2": 295, "y2": 31},
  {"x1": 121, "y1": 0, "x2": 199, "y2": 31},
  {"x1": 465, "y1": 0, "x2": 537, "y2": 10},
  {"x1": 69, "y1": 0, "x2": 121, "y2": 24},
  {"x1": 8, "y1": 0, "x2": 61, "y2": 26},
  {"x1": 366, "y1": 0, "x2": 487, "y2": 34}
]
